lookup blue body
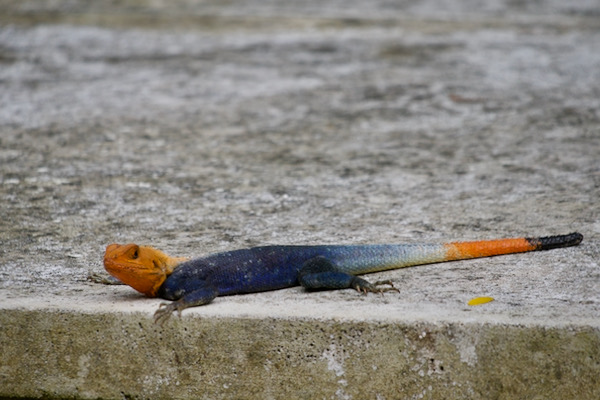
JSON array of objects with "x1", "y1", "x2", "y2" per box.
[{"x1": 157, "y1": 244, "x2": 445, "y2": 301}]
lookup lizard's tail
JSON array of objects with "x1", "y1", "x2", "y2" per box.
[
  {"x1": 445, "y1": 232, "x2": 583, "y2": 261},
  {"x1": 326, "y1": 232, "x2": 583, "y2": 275}
]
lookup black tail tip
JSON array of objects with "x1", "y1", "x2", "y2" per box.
[{"x1": 530, "y1": 232, "x2": 583, "y2": 250}]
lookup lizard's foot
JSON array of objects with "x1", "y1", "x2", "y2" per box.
[
  {"x1": 87, "y1": 273, "x2": 124, "y2": 285},
  {"x1": 372, "y1": 280, "x2": 401, "y2": 294},
  {"x1": 153, "y1": 287, "x2": 218, "y2": 325},
  {"x1": 352, "y1": 278, "x2": 400, "y2": 295},
  {"x1": 153, "y1": 302, "x2": 182, "y2": 326}
]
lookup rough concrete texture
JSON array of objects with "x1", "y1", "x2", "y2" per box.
[{"x1": 0, "y1": 0, "x2": 599, "y2": 399}]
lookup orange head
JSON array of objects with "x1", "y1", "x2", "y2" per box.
[{"x1": 103, "y1": 243, "x2": 188, "y2": 297}]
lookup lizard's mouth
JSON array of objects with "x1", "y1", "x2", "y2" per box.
[{"x1": 103, "y1": 243, "x2": 168, "y2": 297}]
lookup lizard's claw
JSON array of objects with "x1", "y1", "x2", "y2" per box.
[
  {"x1": 372, "y1": 280, "x2": 400, "y2": 294},
  {"x1": 352, "y1": 278, "x2": 400, "y2": 295},
  {"x1": 153, "y1": 302, "x2": 181, "y2": 326},
  {"x1": 87, "y1": 273, "x2": 124, "y2": 285},
  {"x1": 372, "y1": 280, "x2": 400, "y2": 295}
]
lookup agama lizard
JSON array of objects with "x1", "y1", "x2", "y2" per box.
[{"x1": 102, "y1": 232, "x2": 583, "y2": 324}]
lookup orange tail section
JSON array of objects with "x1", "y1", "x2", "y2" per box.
[{"x1": 444, "y1": 232, "x2": 583, "y2": 261}]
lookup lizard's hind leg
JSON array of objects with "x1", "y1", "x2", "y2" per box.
[{"x1": 298, "y1": 256, "x2": 399, "y2": 294}]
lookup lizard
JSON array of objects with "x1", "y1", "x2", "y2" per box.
[{"x1": 102, "y1": 232, "x2": 583, "y2": 324}]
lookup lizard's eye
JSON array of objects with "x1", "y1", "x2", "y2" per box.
[{"x1": 131, "y1": 248, "x2": 139, "y2": 259}]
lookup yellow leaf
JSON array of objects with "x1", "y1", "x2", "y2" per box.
[{"x1": 468, "y1": 296, "x2": 494, "y2": 306}]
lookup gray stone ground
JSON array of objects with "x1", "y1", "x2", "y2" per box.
[{"x1": 0, "y1": 1, "x2": 599, "y2": 399}]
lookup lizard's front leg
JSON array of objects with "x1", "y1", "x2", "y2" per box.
[
  {"x1": 154, "y1": 285, "x2": 219, "y2": 325},
  {"x1": 298, "y1": 256, "x2": 399, "y2": 294}
]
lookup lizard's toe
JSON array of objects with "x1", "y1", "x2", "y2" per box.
[
  {"x1": 372, "y1": 280, "x2": 400, "y2": 294},
  {"x1": 351, "y1": 277, "x2": 400, "y2": 295},
  {"x1": 153, "y1": 302, "x2": 180, "y2": 325}
]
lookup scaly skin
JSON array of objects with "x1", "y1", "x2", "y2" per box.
[{"x1": 102, "y1": 232, "x2": 583, "y2": 324}]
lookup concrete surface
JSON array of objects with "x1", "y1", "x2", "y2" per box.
[{"x1": 1, "y1": 0, "x2": 599, "y2": 398}]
